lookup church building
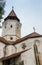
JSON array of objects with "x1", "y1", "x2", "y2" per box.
[{"x1": 0, "y1": 8, "x2": 42, "y2": 65}]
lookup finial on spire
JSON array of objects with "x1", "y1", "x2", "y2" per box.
[
  {"x1": 33, "y1": 27, "x2": 35, "y2": 32},
  {"x1": 12, "y1": 6, "x2": 14, "y2": 10}
]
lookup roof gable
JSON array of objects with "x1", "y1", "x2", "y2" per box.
[
  {"x1": 27, "y1": 32, "x2": 40, "y2": 37},
  {"x1": 4, "y1": 9, "x2": 20, "y2": 21},
  {"x1": 8, "y1": 9, "x2": 16, "y2": 17}
]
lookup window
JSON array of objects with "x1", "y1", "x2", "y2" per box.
[
  {"x1": 21, "y1": 43, "x2": 26, "y2": 49},
  {"x1": 10, "y1": 25, "x2": 13, "y2": 28},
  {"x1": 10, "y1": 37, "x2": 13, "y2": 40},
  {"x1": 34, "y1": 44, "x2": 40, "y2": 65}
]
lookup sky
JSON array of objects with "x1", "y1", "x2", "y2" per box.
[{"x1": 0, "y1": 0, "x2": 42, "y2": 37}]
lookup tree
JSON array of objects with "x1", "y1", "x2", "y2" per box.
[{"x1": 0, "y1": 0, "x2": 5, "y2": 22}]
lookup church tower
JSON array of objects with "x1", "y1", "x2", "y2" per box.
[{"x1": 2, "y1": 8, "x2": 22, "y2": 41}]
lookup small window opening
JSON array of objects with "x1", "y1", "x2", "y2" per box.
[
  {"x1": 10, "y1": 37, "x2": 13, "y2": 40},
  {"x1": 10, "y1": 25, "x2": 13, "y2": 28}
]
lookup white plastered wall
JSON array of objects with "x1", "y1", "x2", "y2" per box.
[
  {"x1": 15, "y1": 37, "x2": 42, "y2": 65},
  {"x1": 2, "y1": 20, "x2": 21, "y2": 41},
  {"x1": 6, "y1": 45, "x2": 16, "y2": 56},
  {"x1": 0, "y1": 42, "x2": 5, "y2": 58}
]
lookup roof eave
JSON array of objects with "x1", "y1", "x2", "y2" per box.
[{"x1": 4, "y1": 16, "x2": 20, "y2": 22}]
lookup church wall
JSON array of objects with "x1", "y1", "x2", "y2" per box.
[
  {"x1": 21, "y1": 47, "x2": 36, "y2": 65},
  {"x1": 0, "y1": 37, "x2": 42, "y2": 61},
  {"x1": 15, "y1": 37, "x2": 42, "y2": 53},
  {"x1": 15, "y1": 37, "x2": 42, "y2": 65},
  {"x1": 38, "y1": 41, "x2": 42, "y2": 53},
  {"x1": 6, "y1": 45, "x2": 16, "y2": 56},
  {"x1": 0, "y1": 37, "x2": 42, "y2": 65},
  {"x1": 0, "y1": 42, "x2": 5, "y2": 58},
  {"x1": 37, "y1": 38, "x2": 42, "y2": 65}
]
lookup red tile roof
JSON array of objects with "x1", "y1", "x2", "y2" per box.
[
  {"x1": 0, "y1": 48, "x2": 31, "y2": 61},
  {"x1": 4, "y1": 9, "x2": 20, "y2": 21}
]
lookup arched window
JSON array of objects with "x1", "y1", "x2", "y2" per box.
[
  {"x1": 34, "y1": 40, "x2": 40, "y2": 47},
  {"x1": 34, "y1": 43, "x2": 40, "y2": 65}
]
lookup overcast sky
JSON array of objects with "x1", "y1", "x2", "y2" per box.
[{"x1": 0, "y1": 0, "x2": 42, "y2": 37}]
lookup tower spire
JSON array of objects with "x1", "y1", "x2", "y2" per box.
[{"x1": 4, "y1": 7, "x2": 20, "y2": 21}]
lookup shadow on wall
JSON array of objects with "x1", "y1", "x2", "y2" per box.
[{"x1": 39, "y1": 52, "x2": 42, "y2": 65}]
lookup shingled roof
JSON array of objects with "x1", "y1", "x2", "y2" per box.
[{"x1": 4, "y1": 9, "x2": 20, "y2": 21}]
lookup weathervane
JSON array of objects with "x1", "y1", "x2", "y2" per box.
[{"x1": 33, "y1": 27, "x2": 35, "y2": 32}]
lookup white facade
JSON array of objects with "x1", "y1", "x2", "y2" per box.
[
  {"x1": 0, "y1": 42, "x2": 5, "y2": 58},
  {"x1": 6, "y1": 45, "x2": 16, "y2": 56},
  {"x1": 2, "y1": 19, "x2": 22, "y2": 41},
  {"x1": 0, "y1": 37, "x2": 42, "y2": 65}
]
